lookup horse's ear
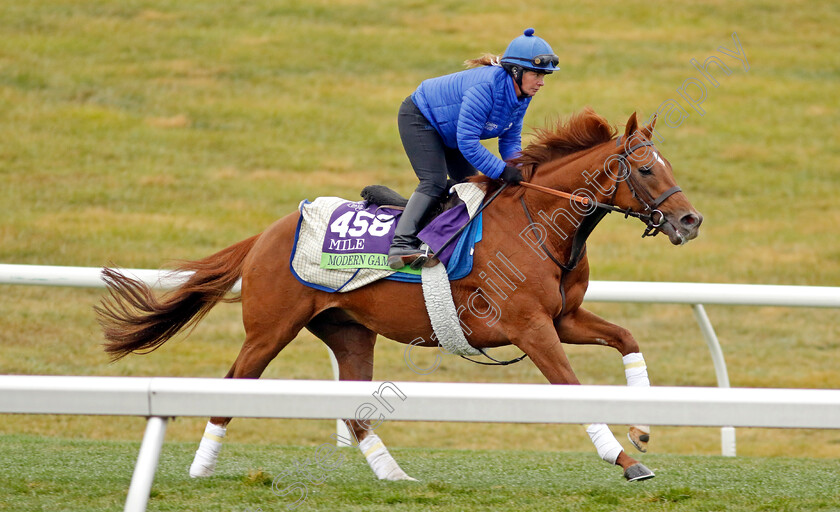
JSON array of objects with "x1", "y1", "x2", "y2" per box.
[
  {"x1": 624, "y1": 111, "x2": 639, "y2": 138},
  {"x1": 641, "y1": 114, "x2": 657, "y2": 139}
]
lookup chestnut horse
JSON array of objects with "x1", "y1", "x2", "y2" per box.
[{"x1": 97, "y1": 109, "x2": 702, "y2": 483}]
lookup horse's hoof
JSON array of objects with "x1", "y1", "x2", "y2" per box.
[
  {"x1": 623, "y1": 462, "x2": 655, "y2": 482},
  {"x1": 189, "y1": 463, "x2": 215, "y2": 478},
  {"x1": 628, "y1": 426, "x2": 650, "y2": 453},
  {"x1": 383, "y1": 469, "x2": 419, "y2": 482}
]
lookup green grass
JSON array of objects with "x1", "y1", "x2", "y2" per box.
[
  {"x1": 1, "y1": 0, "x2": 840, "y2": 503},
  {"x1": 2, "y1": 434, "x2": 839, "y2": 512}
]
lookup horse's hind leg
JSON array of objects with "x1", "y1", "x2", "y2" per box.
[
  {"x1": 189, "y1": 295, "x2": 314, "y2": 477},
  {"x1": 307, "y1": 309, "x2": 416, "y2": 481}
]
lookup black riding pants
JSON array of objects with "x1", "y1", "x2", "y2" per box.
[{"x1": 398, "y1": 96, "x2": 477, "y2": 198}]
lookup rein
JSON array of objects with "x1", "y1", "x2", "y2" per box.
[
  {"x1": 460, "y1": 348, "x2": 529, "y2": 366},
  {"x1": 519, "y1": 181, "x2": 647, "y2": 220},
  {"x1": 520, "y1": 138, "x2": 682, "y2": 242}
]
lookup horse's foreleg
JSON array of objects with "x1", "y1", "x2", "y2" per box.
[
  {"x1": 554, "y1": 307, "x2": 652, "y2": 455},
  {"x1": 508, "y1": 318, "x2": 650, "y2": 479},
  {"x1": 509, "y1": 317, "x2": 581, "y2": 385},
  {"x1": 308, "y1": 311, "x2": 416, "y2": 482}
]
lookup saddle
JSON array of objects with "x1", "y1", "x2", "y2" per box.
[
  {"x1": 359, "y1": 179, "x2": 459, "y2": 228},
  {"x1": 359, "y1": 185, "x2": 411, "y2": 208},
  {"x1": 289, "y1": 181, "x2": 486, "y2": 293}
]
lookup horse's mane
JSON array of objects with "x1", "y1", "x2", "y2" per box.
[
  {"x1": 514, "y1": 107, "x2": 617, "y2": 180},
  {"x1": 470, "y1": 107, "x2": 617, "y2": 193}
]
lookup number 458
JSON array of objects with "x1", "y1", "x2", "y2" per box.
[{"x1": 329, "y1": 210, "x2": 394, "y2": 238}]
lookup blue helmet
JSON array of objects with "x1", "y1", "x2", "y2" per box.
[{"x1": 501, "y1": 28, "x2": 560, "y2": 73}]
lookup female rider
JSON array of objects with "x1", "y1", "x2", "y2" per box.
[{"x1": 387, "y1": 28, "x2": 561, "y2": 270}]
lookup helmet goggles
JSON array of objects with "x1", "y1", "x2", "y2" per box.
[{"x1": 506, "y1": 54, "x2": 560, "y2": 72}]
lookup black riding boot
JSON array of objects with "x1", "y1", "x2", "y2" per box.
[{"x1": 387, "y1": 191, "x2": 438, "y2": 270}]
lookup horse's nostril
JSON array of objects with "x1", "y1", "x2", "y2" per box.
[{"x1": 680, "y1": 213, "x2": 702, "y2": 228}]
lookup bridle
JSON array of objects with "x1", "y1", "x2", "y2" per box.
[
  {"x1": 438, "y1": 137, "x2": 683, "y2": 366},
  {"x1": 520, "y1": 135, "x2": 682, "y2": 243},
  {"x1": 613, "y1": 135, "x2": 682, "y2": 237}
]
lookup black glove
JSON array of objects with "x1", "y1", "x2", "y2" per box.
[{"x1": 500, "y1": 165, "x2": 524, "y2": 185}]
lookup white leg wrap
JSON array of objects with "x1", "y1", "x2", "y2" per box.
[
  {"x1": 623, "y1": 352, "x2": 650, "y2": 388},
  {"x1": 585, "y1": 423, "x2": 623, "y2": 465},
  {"x1": 358, "y1": 434, "x2": 416, "y2": 481},
  {"x1": 189, "y1": 421, "x2": 226, "y2": 478},
  {"x1": 623, "y1": 352, "x2": 651, "y2": 434}
]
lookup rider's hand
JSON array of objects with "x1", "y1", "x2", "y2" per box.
[{"x1": 500, "y1": 165, "x2": 524, "y2": 185}]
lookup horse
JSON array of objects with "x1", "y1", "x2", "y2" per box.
[{"x1": 96, "y1": 108, "x2": 702, "y2": 484}]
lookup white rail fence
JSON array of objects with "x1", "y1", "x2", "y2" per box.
[
  {"x1": 2, "y1": 263, "x2": 840, "y2": 459},
  {"x1": 3, "y1": 376, "x2": 840, "y2": 512}
]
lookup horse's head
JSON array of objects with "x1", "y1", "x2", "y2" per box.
[
  {"x1": 513, "y1": 108, "x2": 702, "y2": 247},
  {"x1": 608, "y1": 112, "x2": 703, "y2": 245}
]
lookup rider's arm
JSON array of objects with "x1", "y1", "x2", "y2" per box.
[
  {"x1": 498, "y1": 112, "x2": 525, "y2": 162},
  {"x1": 455, "y1": 84, "x2": 507, "y2": 179}
]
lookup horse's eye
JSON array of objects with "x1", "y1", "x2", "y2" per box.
[{"x1": 638, "y1": 166, "x2": 653, "y2": 176}]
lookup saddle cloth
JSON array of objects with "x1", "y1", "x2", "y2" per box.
[{"x1": 290, "y1": 183, "x2": 485, "y2": 293}]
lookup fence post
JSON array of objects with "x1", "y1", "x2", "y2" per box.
[
  {"x1": 327, "y1": 347, "x2": 354, "y2": 447},
  {"x1": 692, "y1": 304, "x2": 736, "y2": 456},
  {"x1": 124, "y1": 416, "x2": 168, "y2": 512}
]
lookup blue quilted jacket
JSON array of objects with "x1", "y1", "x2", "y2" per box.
[{"x1": 411, "y1": 65, "x2": 531, "y2": 179}]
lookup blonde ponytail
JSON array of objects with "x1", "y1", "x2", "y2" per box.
[{"x1": 464, "y1": 53, "x2": 501, "y2": 68}]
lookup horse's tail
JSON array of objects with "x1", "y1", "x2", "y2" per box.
[{"x1": 96, "y1": 234, "x2": 261, "y2": 361}]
